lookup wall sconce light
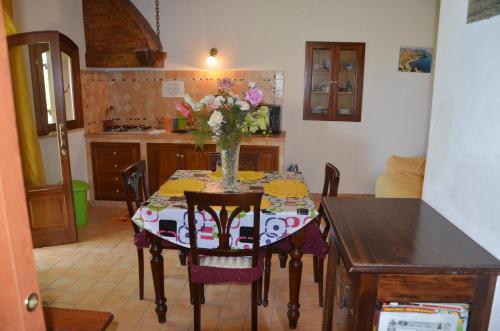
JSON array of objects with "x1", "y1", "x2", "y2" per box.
[{"x1": 206, "y1": 48, "x2": 218, "y2": 66}]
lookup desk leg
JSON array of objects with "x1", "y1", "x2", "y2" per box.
[
  {"x1": 348, "y1": 274, "x2": 378, "y2": 331},
  {"x1": 322, "y1": 233, "x2": 339, "y2": 331},
  {"x1": 147, "y1": 233, "x2": 167, "y2": 323},
  {"x1": 469, "y1": 275, "x2": 497, "y2": 330},
  {"x1": 288, "y1": 229, "x2": 305, "y2": 329}
]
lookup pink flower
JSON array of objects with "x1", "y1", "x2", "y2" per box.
[
  {"x1": 244, "y1": 87, "x2": 263, "y2": 107},
  {"x1": 218, "y1": 77, "x2": 233, "y2": 90},
  {"x1": 175, "y1": 102, "x2": 191, "y2": 117}
]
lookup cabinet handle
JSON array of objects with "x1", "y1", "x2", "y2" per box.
[
  {"x1": 114, "y1": 177, "x2": 119, "y2": 181},
  {"x1": 114, "y1": 164, "x2": 118, "y2": 168},
  {"x1": 180, "y1": 154, "x2": 184, "y2": 158},
  {"x1": 113, "y1": 151, "x2": 117, "y2": 156},
  {"x1": 115, "y1": 189, "x2": 120, "y2": 193},
  {"x1": 176, "y1": 153, "x2": 180, "y2": 157}
]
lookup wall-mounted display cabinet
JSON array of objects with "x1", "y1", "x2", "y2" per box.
[{"x1": 303, "y1": 41, "x2": 365, "y2": 122}]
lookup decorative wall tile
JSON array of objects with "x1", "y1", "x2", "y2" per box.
[{"x1": 82, "y1": 70, "x2": 284, "y2": 133}]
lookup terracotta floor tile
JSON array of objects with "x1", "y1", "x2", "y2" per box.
[{"x1": 34, "y1": 205, "x2": 325, "y2": 330}]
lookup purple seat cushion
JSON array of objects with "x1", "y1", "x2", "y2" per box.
[
  {"x1": 272, "y1": 222, "x2": 328, "y2": 259},
  {"x1": 189, "y1": 252, "x2": 264, "y2": 284},
  {"x1": 133, "y1": 231, "x2": 180, "y2": 249}
]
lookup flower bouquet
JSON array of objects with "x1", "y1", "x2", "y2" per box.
[{"x1": 176, "y1": 78, "x2": 269, "y2": 190}]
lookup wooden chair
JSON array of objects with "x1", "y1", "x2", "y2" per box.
[
  {"x1": 262, "y1": 162, "x2": 339, "y2": 307},
  {"x1": 121, "y1": 160, "x2": 189, "y2": 300},
  {"x1": 184, "y1": 191, "x2": 264, "y2": 331},
  {"x1": 209, "y1": 152, "x2": 260, "y2": 171}
]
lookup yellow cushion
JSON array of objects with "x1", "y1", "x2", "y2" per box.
[
  {"x1": 386, "y1": 155, "x2": 426, "y2": 178},
  {"x1": 375, "y1": 155, "x2": 426, "y2": 199},
  {"x1": 375, "y1": 172, "x2": 423, "y2": 198}
]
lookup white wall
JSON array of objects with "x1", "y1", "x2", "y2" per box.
[
  {"x1": 423, "y1": 0, "x2": 500, "y2": 329},
  {"x1": 13, "y1": 0, "x2": 88, "y2": 182},
  {"x1": 13, "y1": 0, "x2": 436, "y2": 193},
  {"x1": 135, "y1": 0, "x2": 437, "y2": 193}
]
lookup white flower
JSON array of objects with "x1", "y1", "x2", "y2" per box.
[
  {"x1": 201, "y1": 94, "x2": 215, "y2": 107},
  {"x1": 248, "y1": 81, "x2": 256, "y2": 89},
  {"x1": 227, "y1": 96, "x2": 236, "y2": 105},
  {"x1": 184, "y1": 94, "x2": 195, "y2": 109},
  {"x1": 214, "y1": 96, "x2": 225, "y2": 107},
  {"x1": 208, "y1": 110, "x2": 224, "y2": 129},
  {"x1": 237, "y1": 100, "x2": 250, "y2": 111}
]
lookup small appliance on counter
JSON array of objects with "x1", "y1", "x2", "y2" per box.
[{"x1": 266, "y1": 104, "x2": 281, "y2": 134}]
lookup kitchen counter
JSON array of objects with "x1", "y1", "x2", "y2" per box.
[{"x1": 84, "y1": 130, "x2": 286, "y2": 144}]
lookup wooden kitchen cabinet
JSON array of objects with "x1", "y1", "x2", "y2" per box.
[
  {"x1": 91, "y1": 142, "x2": 140, "y2": 200},
  {"x1": 147, "y1": 143, "x2": 216, "y2": 192},
  {"x1": 240, "y1": 145, "x2": 279, "y2": 172},
  {"x1": 146, "y1": 143, "x2": 280, "y2": 192},
  {"x1": 303, "y1": 41, "x2": 365, "y2": 122}
]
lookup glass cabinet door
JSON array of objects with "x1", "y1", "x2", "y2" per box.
[
  {"x1": 336, "y1": 48, "x2": 358, "y2": 117},
  {"x1": 309, "y1": 47, "x2": 333, "y2": 116}
]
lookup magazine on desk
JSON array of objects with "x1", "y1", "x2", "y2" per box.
[{"x1": 375, "y1": 302, "x2": 469, "y2": 331}]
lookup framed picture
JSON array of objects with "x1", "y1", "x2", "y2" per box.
[
  {"x1": 398, "y1": 47, "x2": 433, "y2": 73},
  {"x1": 467, "y1": 0, "x2": 500, "y2": 23}
]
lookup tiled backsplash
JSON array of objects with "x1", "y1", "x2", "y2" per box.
[{"x1": 82, "y1": 70, "x2": 284, "y2": 133}]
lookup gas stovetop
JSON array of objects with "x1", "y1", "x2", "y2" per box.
[{"x1": 103, "y1": 125, "x2": 152, "y2": 132}]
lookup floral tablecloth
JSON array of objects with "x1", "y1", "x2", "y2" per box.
[{"x1": 131, "y1": 170, "x2": 317, "y2": 249}]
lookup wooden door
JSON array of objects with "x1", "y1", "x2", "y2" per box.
[
  {"x1": 0, "y1": 7, "x2": 46, "y2": 328},
  {"x1": 147, "y1": 143, "x2": 182, "y2": 192},
  {"x1": 181, "y1": 144, "x2": 215, "y2": 171},
  {"x1": 8, "y1": 32, "x2": 77, "y2": 248}
]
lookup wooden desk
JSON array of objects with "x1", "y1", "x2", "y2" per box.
[{"x1": 321, "y1": 198, "x2": 500, "y2": 331}]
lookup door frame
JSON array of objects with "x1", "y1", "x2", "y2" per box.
[{"x1": 0, "y1": 6, "x2": 46, "y2": 329}]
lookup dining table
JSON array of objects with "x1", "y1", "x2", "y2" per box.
[{"x1": 131, "y1": 169, "x2": 318, "y2": 329}]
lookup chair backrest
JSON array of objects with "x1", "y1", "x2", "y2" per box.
[
  {"x1": 121, "y1": 160, "x2": 149, "y2": 233},
  {"x1": 321, "y1": 162, "x2": 340, "y2": 197},
  {"x1": 185, "y1": 191, "x2": 263, "y2": 267},
  {"x1": 318, "y1": 163, "x2": 340, "y2": 239},
  {"x1": 209, "y1": 152, "x2": 260, "y2": 171}
]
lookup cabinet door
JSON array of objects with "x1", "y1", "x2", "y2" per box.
[
  {"x1": 334, "y1": 44, "x2": 365, "y2": 122},
  {"x1": 303, "y1": 43, "x2": 335, "y2": 120},
  {"x1": 146, "y1": 143, "x2": 181, "y2": 192},
  {"x1": 240, "y1": 145, "x2": 279, "y2": 171},
  {"x1": 181, "y1": 144, "x2": 215, "y2": 171}
]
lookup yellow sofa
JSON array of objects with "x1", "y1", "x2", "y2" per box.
[{"x1": 375, "y1": 156, "x2": 426, "y2": 198}]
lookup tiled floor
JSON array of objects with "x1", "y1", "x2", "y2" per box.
[{"x1": 34, "y1": 205, "x2": 325, "y2": 330}]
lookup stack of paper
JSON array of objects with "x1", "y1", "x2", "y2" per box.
[{"x1": 376, "y1": 302, "x2": 469, "y2": 331}]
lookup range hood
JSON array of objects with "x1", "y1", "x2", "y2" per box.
[{"x1": 83, "y1": 0, "x2": 166, "y2": 68}]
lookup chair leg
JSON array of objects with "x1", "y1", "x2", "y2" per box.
[
  {"x1": 257, "y1": 277, "x2": 262, "y2": 305},
  {"x1": 278, "y1": 252, "x2": 288, "y2": 268},
  {"x1": 178, "y1": 248, "x2": 188, "y2": 266},
  {"x1": 193, "y1": 283, "x2": 201, "y2": 331},
  {"x1": 313, "y1": 255, "x2": 319, "y2": 283},
  {"x1": 263, "y1": 248, "x2": 272, "y2": 307},
  {"x1": 188, "y1": 266, "x2": 194, "y2": 305},
  {"x1": 200, "y1": 283, "x2": 205, "y2": 304},
  {"x1": 251, "y1": 280, "x2": 258, "y2": 331},
  {"x1": 318, "y1": 256, "x2": 324, "y2": 307},
  {"x1": 137, "y1": 248, "x2": 144, "y2": 300}
]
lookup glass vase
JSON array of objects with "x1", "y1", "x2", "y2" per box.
[{"x1": 220, "y1": 142, "x2": 240, "y2": 191}]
